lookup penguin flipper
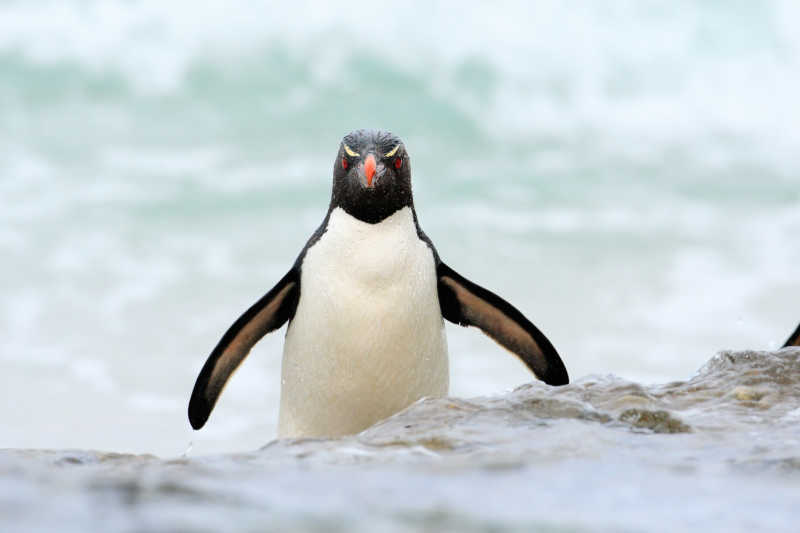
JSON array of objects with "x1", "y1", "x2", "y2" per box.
[
  {"x1": 188, "y1": 269, "x2": 299, "y2": 430},
  {"x1": 436, "y1": 262, "x2": 568, "y2": 386},
  {"x1": 784, "y1": 322, "x2": 800, "y2": 348}
]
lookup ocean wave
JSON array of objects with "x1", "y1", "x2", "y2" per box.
[
  {"x1": 2, "y1": 349, "x2": 799, "y2": 532},
  {"x1": 4, "y1": 349, "x2": 799, "y2": 463},
  {"x1": 2, "y1": 1, "x2": 800, "y2": 161},
  {"x1": 2, "y1": 0, "x2": 799, "y2": 463}
]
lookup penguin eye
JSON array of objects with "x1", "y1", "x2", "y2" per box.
[
  {"x1": 341, "y1": 157, "x2": 348, "y2": 170},
  {"x1": 394, "y1": 157, "x2": 402, "y2": 169}
]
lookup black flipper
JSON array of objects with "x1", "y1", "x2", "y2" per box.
[
  {"x1": 437, "y1": 262, "x2": 568, "y2": 386},
  {"x1": 188, "y1": 269, "x2": 299, "y2": 430},
  {"x1": 784, "y1": 323, "x2": 800, "y2": 348}
]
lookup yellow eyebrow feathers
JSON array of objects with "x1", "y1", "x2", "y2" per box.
[{"x1": 343, "y1": 144, "x2": 360, "y2": 157}]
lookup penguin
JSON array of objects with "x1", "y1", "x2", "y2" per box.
[
  {"x1": 785, "y1": 323, "x2": 800, "y2": 348},
  {"x1": 188, "y1": 129, "x2": 568, "y2": 438}
]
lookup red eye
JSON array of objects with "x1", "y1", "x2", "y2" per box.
[
  {"x1": 394, "y1": 157, "x2": 402, "y2": 169},
  {"x1": 342, "y1": 157, "x2": 348, "y2": 170}
]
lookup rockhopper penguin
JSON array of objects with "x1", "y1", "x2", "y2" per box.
[
  {"x1": 188, "y1": 129, "x2": 569, "y2": 438},
  {"x1": 785, "y1": 323, "x2": 800, "y2": 348}
]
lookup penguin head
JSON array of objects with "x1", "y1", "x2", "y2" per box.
[{"x1": 331, "y1": 129, "x2": 413, "y2": 223}]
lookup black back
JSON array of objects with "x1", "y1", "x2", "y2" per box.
[{"x1": 785, "y1": 322, "x2": 800, "y2": 348}]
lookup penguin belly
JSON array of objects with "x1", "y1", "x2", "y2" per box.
[{"x1": 278, "y1": 207, "x2": 449, "y2": 438}]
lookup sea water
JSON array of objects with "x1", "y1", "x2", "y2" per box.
[{"x1": 1, "y1": 1, "x2": 799, "y2": 531}]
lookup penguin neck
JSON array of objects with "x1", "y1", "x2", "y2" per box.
[
  {"x1": 326, "y1": 205, "x2": 416, "y2": 239},
  {"x1": 330, "y1": 183, "x2": 413, "y2": 224}
]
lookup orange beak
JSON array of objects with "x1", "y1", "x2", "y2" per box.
[{"x1": 364, "y1": 154, "x2": 376, "y2": 187}]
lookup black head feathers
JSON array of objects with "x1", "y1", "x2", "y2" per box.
[{"x1": 331, "y1": 129, "x2": 412, "y2": 224}]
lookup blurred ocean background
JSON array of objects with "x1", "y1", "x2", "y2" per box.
[{"x1": 1, "y1": 2, "x2": 799, "y2": 531}]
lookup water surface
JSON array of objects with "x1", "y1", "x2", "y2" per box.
[{"x1": 3, "y1": 350, "x2": 799, "y2": 532}]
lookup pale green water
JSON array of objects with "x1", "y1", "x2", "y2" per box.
[{"x1": 1, "y1": 1, "x2": 799, "y2": 531}]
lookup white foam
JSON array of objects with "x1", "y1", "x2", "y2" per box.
[{"x1": 1, "y1": 1, "x2": 799, "y2": 162}]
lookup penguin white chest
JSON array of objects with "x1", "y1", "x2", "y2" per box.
[{"x1": 279, "y1": 206, "x2": 449, "y2": 438}]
